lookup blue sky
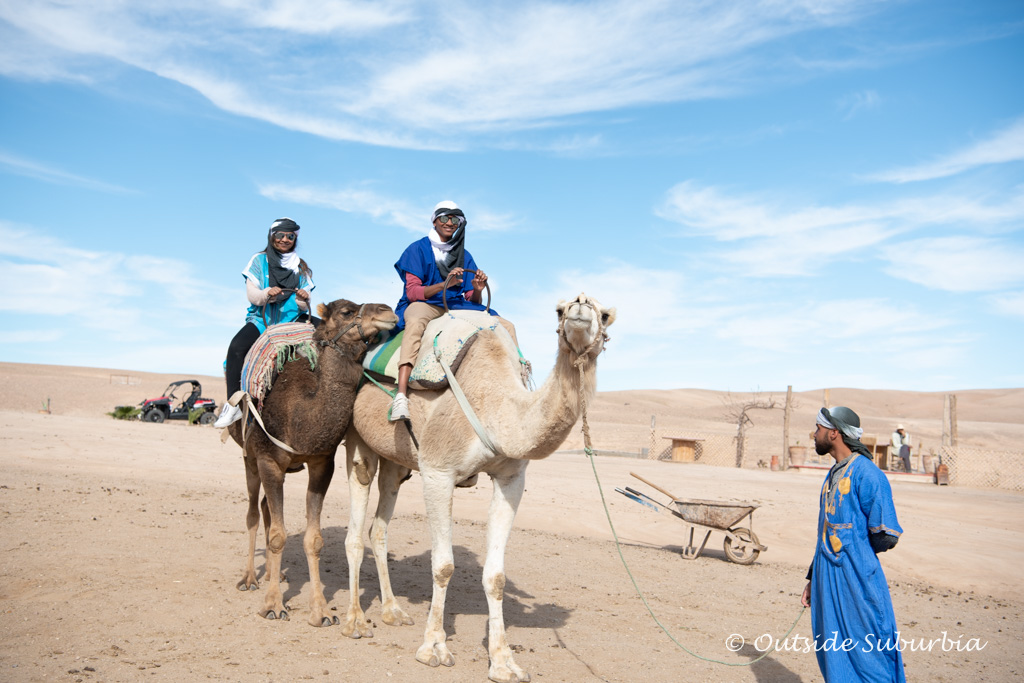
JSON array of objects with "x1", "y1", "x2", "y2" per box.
[{"x1": 1, "y1": 0, "x2": 1022, "y2": 393}]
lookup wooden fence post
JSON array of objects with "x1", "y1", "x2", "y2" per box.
[{"x1": 783, "y1": 385, "x2": 792, "y2": 469}]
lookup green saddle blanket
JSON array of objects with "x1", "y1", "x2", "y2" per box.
[{"x1": 361, "y1": 310, "x2": 521, "y2": 390}]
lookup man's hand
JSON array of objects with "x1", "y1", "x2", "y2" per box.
[
  {"x1": 801, "y1": 581, "x2": 811, "y2": 607},
  {"x1": 267, "y1": 286, "x2": 283, "y2": 298},
  {"x1": 295, "y1": 289, "x2": 309, "y2": 301},
  {"x1": 473, "y1": 269, "x2": 488, "y2": 292},
  {"x1": 445, "y1": 267, "x2": 465, "y2": 289}
]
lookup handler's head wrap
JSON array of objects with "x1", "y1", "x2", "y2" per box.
[
  {"x1": 430, "y1": 201, "x2": 466, "y2": 278},
  {"x1": 265, "y1": 217, "x2": 301, "y2": 290},
  {"x1": 817, "y1": 406, "x2": 872, "y2": 457}
]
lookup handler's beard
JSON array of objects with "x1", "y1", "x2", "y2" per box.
[{"x1": 814, "y1": 431, "x2": 832, "y2": 456}]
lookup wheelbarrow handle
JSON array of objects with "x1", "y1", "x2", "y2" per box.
[{"x1": 630, "y1": 471, "x2": 682, "y2": 502}]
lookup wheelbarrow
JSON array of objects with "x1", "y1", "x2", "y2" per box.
[{"x1": 615, "y1": 472, "x2": 767, "y2": 565}]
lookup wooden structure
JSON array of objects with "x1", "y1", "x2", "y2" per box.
[
  {"x1": 861, "y1": 433, "x2": 891, "y2": 469},
  {"x1": 662, "y1": 436, "x2": 703, "y2": 462}
]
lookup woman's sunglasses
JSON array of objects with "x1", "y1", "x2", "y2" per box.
[{"x1": 272, "y1": 232, "x2": 297, "y2": 242}]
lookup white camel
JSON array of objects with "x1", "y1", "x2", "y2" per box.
[{"x1": 342, "y1": 293, "x2": 615, "y2": 683}]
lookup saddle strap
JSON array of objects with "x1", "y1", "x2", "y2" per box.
[
  {"x1": 230, "y1": 390, "x2": 300, "y2": 455},
  {"x1": 433, "y1": 333, "x2": 500, "y2": 455}
]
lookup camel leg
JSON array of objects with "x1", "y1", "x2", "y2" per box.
[
  {"x1": 304, "y1": 456, "x2": 339, "y2": 627},
  {"x1": 256, "y1": 456, "x2": 289, "y2": 620},
  {"x1": 237, "y1": 453, "x2": 262, "y2": 591},
  {"x1": 261, "y1": 495, "x2": 271, "y2": 549},
  {"x1": 372, "y1": 458, "x2": 414, "y2": 627},
  {"x1": 483, "y1": 463, "x2": 530, "y2": 683},
  {"x1": 343, "y1": 436, "x2": 378, "y2": 638},
  {"x1": 415, "y1": 467, "x2": 457, "y2": 668}
]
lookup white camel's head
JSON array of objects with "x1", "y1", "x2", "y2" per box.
[{"x1": 556, "y1": 293, "x2": 616, "y2": 358}]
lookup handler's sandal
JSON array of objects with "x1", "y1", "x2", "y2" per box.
[
  {"x1": 389, "y1": 393, "x2": 410, "y2": 421},
  {"x1": 213, "y1": 403, "x2": 242, "y2": 428}
]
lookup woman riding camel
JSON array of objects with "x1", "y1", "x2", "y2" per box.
[
  {"x1": 389, "y1": 201, "x2": 516, "y2": 421},
  {"x1": 214, "y1": 217, "x2": 315, "y2": 428}
]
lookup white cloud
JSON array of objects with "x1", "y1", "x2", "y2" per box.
[
  {"x1": 0, "y1": 151, "x2": 134, "y2": 193},
  {"x1": 880, "y1": 236, "x2": 1024, "y2": 292},
  {"x1": 867, "y1": 116, "x2": 1024, "y2": 183},
  {"x1": 658, "y1": 181, "x2": 1024, "y2": 280},
  {"x1": 837, "y1": 89, "x2": 880, "y2": 120},
  {"x1": 989, "y1": 291, "x2": 1024, "y2": 318},
  {"x1": 258, "y1": 182, "x2": 517, "y2": 232},
  {"x1": 0, "y1": 221, "x2": 237, "y2": 323},
  {"x1": 0, "y1": 0, "x2": 876, "y2": 147},
  {"x1": 494, "y1": 262, "x2": 974, "y2": 391},
  {"x1": 226, "y1": 0, "x2": 413, "y2": 34}
]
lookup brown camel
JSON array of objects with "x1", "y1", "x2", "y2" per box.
[
  {"x1": 228, "y1": 299, "x2": 398, "y2": 627},
  {"x1": 342, "y1": 293, "x2": 615, "y2": 682}
]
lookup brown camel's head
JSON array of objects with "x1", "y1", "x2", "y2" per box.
[
  {"x1": 556, "y1": 293, "x2": 616, "y2": 359},
  {"x1": 315, "y1": 299, "x2": 398, "y2": 359}
]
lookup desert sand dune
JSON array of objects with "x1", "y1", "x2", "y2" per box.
[{"x1": 1, "y1": 362, "x2": 1021, "y2": 681}]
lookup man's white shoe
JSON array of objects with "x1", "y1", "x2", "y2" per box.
[
  {"x1": 389, "y1": 393, "x2": 410, "y2": 421},
  {"x1": 213, "y1": 402, "x2": 242, "y2": 428}
]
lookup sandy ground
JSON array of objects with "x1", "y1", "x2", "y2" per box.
[{"x1": 1, "y1": 363, "x2": 1023, "y2": 682}]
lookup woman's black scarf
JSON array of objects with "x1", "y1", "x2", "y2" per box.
[{"x1": 265, "y1": 237, "x2": 301, "y2": 291}]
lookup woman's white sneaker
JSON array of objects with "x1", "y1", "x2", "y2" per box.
[{"x1": 213, "y1": 403, "x2": 242, "y2": 428}]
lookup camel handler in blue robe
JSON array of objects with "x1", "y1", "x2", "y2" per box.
[
  {"x1": 801, "y1": 406, "x2": 905, "y2": 682},
  {"x1": 388, "y1": 200, "x2": 517, "y2": 421}
]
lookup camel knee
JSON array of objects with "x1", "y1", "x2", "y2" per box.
[
  {"x1": 345, "y1": 532, "x2": 365, "y2": 556},
  {"x1": 369, "y1": 520, "x2": 388, "y2": 547},
  {"x1": 485, "y1": 572, "x2": 506, "y2": 602},
  {"x1": 353, "y1": 459, "x2": 374, "y2": 487},
  {"x1": 434, "y1": 563, "x2": 454, "y2": 589},
  {"x1": 304, "y1": 530, "x2": 324, "y2": 557},
  {"x1": 267, "y1": 528, "x2": 286, "y2": 554}
]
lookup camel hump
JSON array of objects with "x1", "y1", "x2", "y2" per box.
[
  {"x1": 412, "y1": 311, "x2": 517, "y2": 390},
  {"x1": 361, "y1": 310, "x2": 517, "y2": 390},
  {"x1": 241, "y1": 322, "x2": 318, "y2": 409}
]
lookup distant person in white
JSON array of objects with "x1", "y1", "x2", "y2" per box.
[{"x1": 889, "y1": 424, "x2": 912, "y2": 472}]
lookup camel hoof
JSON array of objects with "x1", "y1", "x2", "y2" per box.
[
  {"x1": 342, "y1": 625, "x2": 373, "y2": 639},
  {"x1": 489, "y1": 666, "x2": 531, "y2": 683},
  {"x1": 416, "y1": 644, "x2": 454, "y2": 668},
  {"x1": 418, "y1": 653, "x2": 440, "y2": 668},
  {"x1": 380, "y1": 607, "x2": 414, "y2": 627},
  {"x1": 237, "y1": 578, "x2": 259, "y2": 591},
  {"x1": 319, "y1": 616, "x2": 340, "y2": 627}
]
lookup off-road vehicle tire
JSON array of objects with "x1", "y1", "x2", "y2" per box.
[{"x1": 144, "y1": 408, "x2": 166, "y2": 423}]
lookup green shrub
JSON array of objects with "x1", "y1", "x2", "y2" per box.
[{"x1": 108, "y1": 405, "x2": 141, "y2": 420}]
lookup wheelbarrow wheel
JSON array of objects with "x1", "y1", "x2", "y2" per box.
[{"x1": 723, "y1": 527, "x2": 760, "y2": 565}]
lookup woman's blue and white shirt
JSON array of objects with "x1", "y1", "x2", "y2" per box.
[{"x1": 242, "y1": 252, "x2": 315, "y2": 333}]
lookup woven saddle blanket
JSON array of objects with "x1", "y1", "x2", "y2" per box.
[
  {"x1": 241, "y1": 322, "x2": 318, "y2": 410},
  {"x1": 362, "y1": 310, "x2": 519, "y2": 390}
]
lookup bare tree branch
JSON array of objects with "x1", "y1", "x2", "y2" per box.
[{"x1": 721, "y1": 391, "x2": 779, "y2": 468}]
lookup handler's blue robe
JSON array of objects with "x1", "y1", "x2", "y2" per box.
[
  {"x1": 393, "y1": 237, "x2": 498, "y2": 329},
  {"x1": 811, "y1": 454, "x2": 905, "y2": 682}
]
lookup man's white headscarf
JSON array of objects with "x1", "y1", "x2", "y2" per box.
[{"x1": 427, "y1": 200, "x2": 467, "y2": 277}]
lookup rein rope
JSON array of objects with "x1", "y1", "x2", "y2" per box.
[{"x1": 574, "y1": 317, "x2": 806, "y2": 667}]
